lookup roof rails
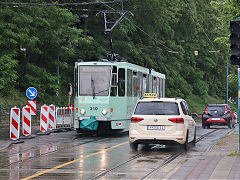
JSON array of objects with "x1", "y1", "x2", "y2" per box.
[{"x1": 175, "y1": 97, "x2": 182, "y2": 100}]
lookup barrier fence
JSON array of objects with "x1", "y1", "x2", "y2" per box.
[
  {"x1": 0, "y1": 105, "x2": 69, "y2": 124},
  {"x1": 55, "y1": 107, "x2": 74, "y2": 129}
]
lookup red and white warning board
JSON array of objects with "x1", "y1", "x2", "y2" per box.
[
  {"x1": 22, "y1": 106, "x2": 31, "y2": 136},
  {"x1": 27, "y1": 101, "x2": 37, "y2": 115},
  {"x1": 40, "y1": 105, "x2": 48, "y2": 132},
  {"x1": 48, "y1": 105, "x2": 55, "y2": 130},
  {"x1": 10, "y1": 107, "x2": 20, "y2": 140}
]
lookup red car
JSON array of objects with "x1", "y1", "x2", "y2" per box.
[{"x1": 202, "y1": 104, "x2": 235, "y2": 129}]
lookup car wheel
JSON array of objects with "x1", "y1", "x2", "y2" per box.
[
  {"x1": 130, "y1": 142, "x2": 138, "y2": 151},
  {"x1": 233, "y1": 119, "x2": 235, "y2": 128},
  {"x1": 228, "y1": 120, "x2": 233, "y2": 129},
  {"x1": 181, "y1": 132, "x2": 189, "y2": 151},
  {"x1": 207, "y1": 124, "x2": 210, "y2": 129},
  {"x1": 192, "y1": 128, "x2": 196, "y2": 146},
  {"x1": 202, "y1": 123, "x2": 206, "y2": 129}
]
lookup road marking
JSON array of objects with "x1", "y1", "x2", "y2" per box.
[{"x1": 21, "y1": 141, "x2": 128, "y2": 180}]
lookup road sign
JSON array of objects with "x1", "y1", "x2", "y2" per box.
[
  {"x1": 194, "y1": 51, "x2": 198, "y2": 56},
  {"x1": 26, "y1": 87, "x2": 37, "y2": 99}
]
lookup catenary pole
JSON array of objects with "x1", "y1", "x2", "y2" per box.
[
  {"x1": 226, "y1": 63, "x2": 228, "y2": 104},
  {"x1": 238, "y1": 67, "x2": 240, "y2": 152}
]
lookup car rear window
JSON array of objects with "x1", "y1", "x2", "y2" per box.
[
  {"x1": 207, "y1": 106, "x2": 225, "y2": 113},
  {"x1": 134, "y1": 102, "x2": 180, "y2": 115}
]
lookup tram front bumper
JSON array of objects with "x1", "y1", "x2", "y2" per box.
[{"x1": 78, "y1": 116, "x2": 111, "y2": 121}]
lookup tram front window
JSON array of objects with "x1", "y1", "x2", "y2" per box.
[{"x1": 79, "y1": 66, "x2": 111, "y2": 96}]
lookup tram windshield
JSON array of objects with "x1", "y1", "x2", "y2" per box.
[{"x1": 79, "y1": 66, "x2": 111, "y2": 96}]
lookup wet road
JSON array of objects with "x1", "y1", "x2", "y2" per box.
[{"x1": 0, "y1": 124, "x2": 235, "y2": 180}]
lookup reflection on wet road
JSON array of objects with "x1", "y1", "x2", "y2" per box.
[{"x1": 0, "y1": 125, "x2": 234, "y2": 179}]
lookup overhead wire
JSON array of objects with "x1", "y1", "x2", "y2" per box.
[
  {"x1": 184, "y1": 0, "x2": 220, "y2": 52},
  {"x1": 98, "y1": 0, "x2": 179, "y2": 54}
]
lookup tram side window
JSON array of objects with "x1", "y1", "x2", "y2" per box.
[
  {"x1": 118, "y1": 68, "x2": 125, "y2": 96},
  {"x1": 146, "y1": 74, "x2": 149, "y2": 93},
  {"x1": 133, "y1": 71, "x2": 138, "y2": 97},
  {"x1": 163, "y1": 79, "x2": 165, "y2": 97},
  {"x1": 160, "y1": 78, "x2": 163, "y2": 97},
  {"x1": 138, "y1": 72, "x2": 142, "y2": 97},
  {"x1": 127, "y1": 69, "x2": 132, "y2": 97},
  {"x1": 142, "y1": 74, "x2": 147, "y2": 96},
  {"x1": 75, "y1": 66, "x2": 79, "y2": 96},
  {"x1": 111, "y1": 66, "x2": 117, "y2": 96},
  {"x1": 152, "y1": 77, "x2": 157, "y2": 93},
  {"x1": 157, "y1": 78, "x2": 159, "y2": 97}
]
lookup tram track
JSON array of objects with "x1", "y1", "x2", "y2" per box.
[{"x1": 87, "y1": 128, "x2": 227, "y2": 180}]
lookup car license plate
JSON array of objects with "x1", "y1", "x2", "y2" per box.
[
  {"x1": 211, "y1": 118, "x2": 220, "y2": 120},
  {"x1": 147, "y1": 125, "x2": 165, "y2": 130}
]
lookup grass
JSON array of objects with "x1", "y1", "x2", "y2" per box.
[
  {"x1": 187, "y1": 94, "x2": 227, "y2": 114},
  {"x1": 0, "y1": 90, "x2": 28, "y2": 106},
  {"x1": 229, "y1": 150, "x2": 240, "y2": 156}
]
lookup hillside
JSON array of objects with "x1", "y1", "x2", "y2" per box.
[{"x1": 0, "y1": 0, "x2": 239, "y2": 109}]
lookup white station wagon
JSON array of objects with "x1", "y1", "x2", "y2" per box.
[{"x1": 129, "y1": 94, "x2": 197, "y2": 151}]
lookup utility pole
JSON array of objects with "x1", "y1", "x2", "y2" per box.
[{"x1": 226, "y1": 63, "x2": 228, "y2": 104}]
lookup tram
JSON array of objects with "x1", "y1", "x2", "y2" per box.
[{"x1": 73, "y1": 59, "x2": 166, "y2": 133}]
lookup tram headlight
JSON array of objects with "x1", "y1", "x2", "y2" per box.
[
  {"x1": 102, "y1": 109, "x2": 108, "y2": 115},
  {"x1": 80, "y1": 109, "x2": 86, "y2": 115}
]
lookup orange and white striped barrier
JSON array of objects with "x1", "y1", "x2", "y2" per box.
[
  {"x1": 27, "y1": 100, "x2": 37, "y2": 115},
  {"x1": 40, "y1": 105, "x2": 48, "y2": 132},
  {"x1": 48, "y1": 104, "x2": 55, "y2": 130},
  {"x1": 22, "y1": 106, "x2": 31, "y2": 136},
  {"x1": 10, "y1": 107, "x2": 20, "y2": 140}
]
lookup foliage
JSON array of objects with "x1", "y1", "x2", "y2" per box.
[
  {"x1": 0, "y1": 0, "x2": 239, "y2": 106},
  {"x1": 0, "y1": 0, "x2": 90, "y2": 102}
]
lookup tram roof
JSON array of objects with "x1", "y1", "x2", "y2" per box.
[{"x1": 75, "y1": 61, "x2": 165, "y2": 79}]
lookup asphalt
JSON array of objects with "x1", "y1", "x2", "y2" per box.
[{"x1": 1, "y1": 124, "x2": 240, "y2": 179}]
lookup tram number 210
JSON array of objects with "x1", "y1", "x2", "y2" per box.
[{"x1": 90, "y1": 107, "x2": 98, "y2": 110}]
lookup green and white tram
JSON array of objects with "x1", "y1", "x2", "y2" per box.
[{"x1": 73, "y1": 60, "x2": 166, "y2": 133}]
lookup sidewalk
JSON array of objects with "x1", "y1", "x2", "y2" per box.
[
  {"x1": 167, "y1": 126, "x2": 240, "y2": 180},
  {"x1": 0, "y1": 125, "x2": 40, "y2": 151}
]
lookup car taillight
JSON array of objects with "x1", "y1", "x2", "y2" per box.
[
  {"x1": 224, "y1": 106, "x2": 228, "y2": 114},
  {"x1": 131, "y1": 117, "x2": 144, "y2": 123},
  {"x1": 203, "y1": 107, "x2": 208, "y2": 114},
  {"x1": 168, "y1": 118, "x2": 184, "y2": 123}
]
